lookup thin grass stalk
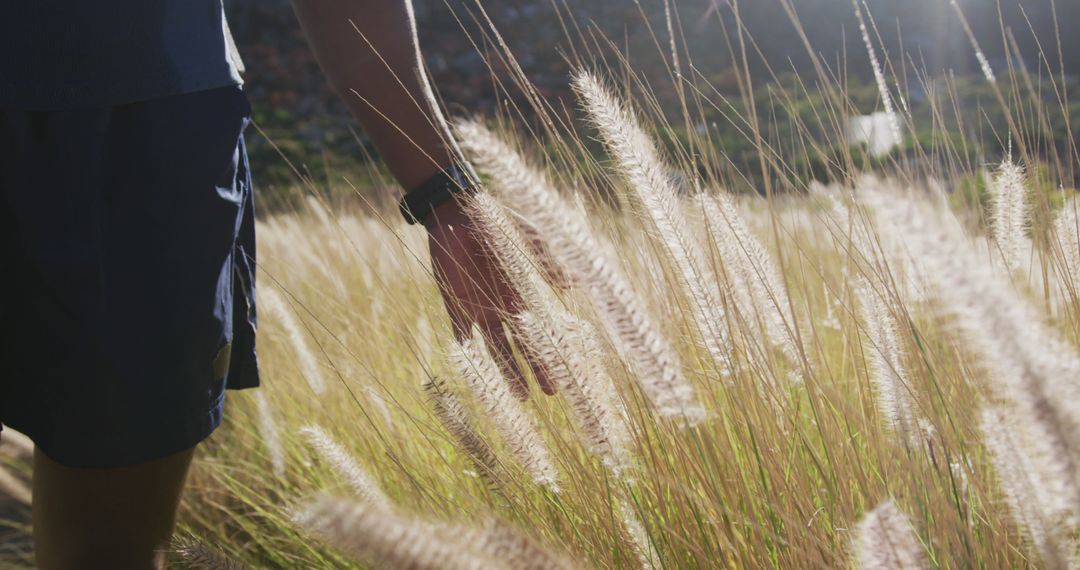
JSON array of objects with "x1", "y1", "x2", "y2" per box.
[{"x1": 365, "y1": 388, "x2": 396, "y2": 433}]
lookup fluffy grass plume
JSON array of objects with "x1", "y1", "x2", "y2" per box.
[
  {"x1": 173, "y1": 535, "x2": 249, "y2": 570},
  {"x1": 448, "y1": 326, "x2": 559, "y2": 489},
  {"x1": 980, "y1": 408, "x2": 1078, "y2": 569},
  {"x1": 295, "y1": 496, "x2": 502, "y2": 570},
  {"x1": 300, "y1": 424, "x2": 390, "y2": 508},
  {"x1": 517, "y1": 310, "x2": 632, "y2": 474},
  {"x1": 854, "y1": 277, "x2": 921, "y2": 446},
  {"x1": 852, "y1": 0, "x2": 902, "y2": 145},
  {"x1": 454, "y1": 118, "x2": 704, "y2": 423},
  {"x1": 948, "y1": 0, "x2": 996, "y2": 83},
  {"x1": 853, "y1": 499, "x2": 927, "y2": 569},
  {"x1": 468, "y1": 191, "x2": 556, "y2": 320},
  {"x1": 572, "y1": 71, "x2": 732, "y2": 371},
  {"x1": 696, "y1": 192, "x2": 801, "y2": 369},
  {"x1": 465, "y1": 518, "x2": 581, "y2": 570},
  {"x1": 990, "y1": 160, "x2": 1031, "y2": 271},
  {"x1": 618, "y1": 496, "x2": 660, "y2": 570},
  {"x1": 259, "y1": 287, "x2": 327, "y2": 395},
  {"x1": 253, "y1": 390, "x2": 286, "y2": 478},
  {"x1": 423, "y1": 378, "x2": 502, "y2": 484},
  {"x1": 1055, "y1": 196, "x2": 1080, "y2": 289}
]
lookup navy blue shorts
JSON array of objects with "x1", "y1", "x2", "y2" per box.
[{"x1": 0, "y1": 86, "x2": 260, "y2": 468}]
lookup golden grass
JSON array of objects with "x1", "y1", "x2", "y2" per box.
[
  {"x1": 2, "y1": 3, "x2": 1078, "y2": 568},
  {"x1": 170, "y1": 169, "x2": 1079, "y2": 567}
]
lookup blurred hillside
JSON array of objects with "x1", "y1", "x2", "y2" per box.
[{"x1": 224, "y1": 0, "x2": 1078, "y2": 191}]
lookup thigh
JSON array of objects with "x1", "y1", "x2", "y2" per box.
[{"x1": 32, "y1": 445, "x2": 195, "y2": 570}]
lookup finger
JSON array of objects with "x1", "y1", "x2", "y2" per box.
[
  {"x1": 482, "y1": 323, "x2": 532, "y2": 400},
  {"x1": 528, "y1": 236, "x2": 572, "y2": 290},
  {"x1": 516, "y1": 330, "x2": 557, "y2": 396},
  {"x1": 505, "y1": 317, "x2": 557, "y2": 395}
]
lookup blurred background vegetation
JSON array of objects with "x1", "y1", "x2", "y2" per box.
[{"x1": 224, "y1": 0, "x2": 1079, "y2": 204}]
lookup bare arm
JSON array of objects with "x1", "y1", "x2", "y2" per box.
[
  {"x1": 288, "y1": 0, "x2": 553, "y2": 395},
  {"x1": 289, "y1": 0, "x2": 453, "y2": 190}
]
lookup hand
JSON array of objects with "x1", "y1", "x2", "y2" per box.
[{"x1": 424, "y1": 198, "x2": 556, "y2": 397}]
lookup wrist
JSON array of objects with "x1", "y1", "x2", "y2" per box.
[
  {"x1": 421, "y1": 196, "x2": 471, "y2": 233},
  {"x1": 399, "y1": 163, "x2": 477, "y2": 225}
]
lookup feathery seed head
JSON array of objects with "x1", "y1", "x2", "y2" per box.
[
  {"x1": 296, "y1": 496, "x2": 503, "y2": 570},
  {"x1": 697, "y1": 193, "x2": 801, "y2": 373},
  {"x1": 447, "y1": 327, "x2": 560, "y2": 489},
  {"x1": 572, "y1": 71, "x2": 732, "y2": 371},
  {"x1": 990, "y1": 160, "x2": 1031, "y2": 271},
  {"x1": 853, "y1": 0, "x2": 902, "y2": 146},
  {"x1": 853, "y1": 499, "x2": 927, "y2": 569},
  {"x1": 853, "y1": 277, "x2": 921, "y2": 446},
  {"x1": 454, "y1": 118, "x2": 704, "y2": 425},
  {"x1": 173, "y1": 536, "x2": 249, "y2": 570},
  {"x1": 253, "y1": 391, "x2": 286, "y2": 478},
  {"x1": 466, "y1": 518, "x2": 581, "y2": 570},
  {"x1": 1054, "y1": 197, "x2": 1080, "y2": 289},
  {"x1": 468, "y1": 192, "x2": 558, "y2": 319},
  {"x1": 300, "y1": 424, "x2": 390, "y2": 508},
  {"x1": 259, "y1": 287, "x2": 327, "y2": 395},
  {"x1": 423, "y1": 378, "x2": 502, "y2": 485},
  {"x1": 517, "y1": 311, "x2": 632, "y2": 475}
]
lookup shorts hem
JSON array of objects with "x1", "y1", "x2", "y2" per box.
[{"x1": 11, "y1": 392, "x2": 228, "y2": 469}]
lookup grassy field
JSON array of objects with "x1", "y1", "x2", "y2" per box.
[
  {"x1": 164, "y1": 148, "x2": 1079, "y2": 568},
  {"x1": 3, "y1": 3, "x2": 1080, "y2": 569}
]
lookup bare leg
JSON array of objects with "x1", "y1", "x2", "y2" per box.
[{"x1": 32, "y1": 446, "x2": 195, "y2": 570}]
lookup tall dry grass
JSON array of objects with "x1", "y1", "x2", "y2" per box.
[
  {"x1": 1, "y1": 2, "x2": 1078, "y2": 569},
  {"x1": 169, "y1": 68, "x2": 1077, "y2": 567}
]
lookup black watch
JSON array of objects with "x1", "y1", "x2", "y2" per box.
[{"x1": 398, "y1": 163, "x2": 477, "y2": 225}]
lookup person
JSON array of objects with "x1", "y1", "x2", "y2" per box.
[{"x1": 0, "y1": 1, "x2": 549, "y2": 567}]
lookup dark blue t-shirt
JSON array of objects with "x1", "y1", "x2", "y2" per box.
[{"x1": 0, "y1": 1, "x2": 244, "y2": 110}]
